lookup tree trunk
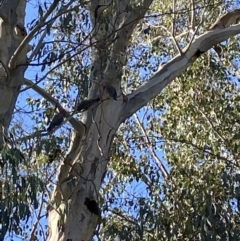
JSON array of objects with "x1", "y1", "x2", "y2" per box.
[
  {"x1": 1, "y1": 1, "x2": 240, "y2": 240},
  {"x1": 0, "y1": 0, "x2": 28, "y2": 147},
  {"x1": 47, "y1": 2, "x2": 240, "y2": 241},
  {"x1": 48, "y1": 99, "x2": 122, "y2": 240},
  {"x1": 47, "y1": 1, "x2": 154, "y2": 239}
]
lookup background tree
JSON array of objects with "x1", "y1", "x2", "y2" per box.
[{"x1": 1, "y1": 0, "x2": 240, "y2": 240}]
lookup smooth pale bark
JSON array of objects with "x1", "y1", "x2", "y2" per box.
[
  {"x1": 1, "y1": 1, "x2": 240, "y2": 240},
  {"x1": 121, "y1": 25, "x2": 240, "y2": 120},
  {"x1": 48, "y1": 7, "x2": 240, "y2": 241},
  {"x1": 48, "y1": 1, "x2": 154, "y2": 240},
  {"x1": 0, "y1": 0, "x2": 28, "y2": 147},
  {"x1": 0, "y1": 1, "x2": 28, "y2": 239},
  {"x1": 48, "y1": 101, "x2": 122, "y2": 240}
]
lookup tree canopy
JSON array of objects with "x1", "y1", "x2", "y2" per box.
[{"x1": 1, "y1": 0, "x2": 240, "y2": 240}]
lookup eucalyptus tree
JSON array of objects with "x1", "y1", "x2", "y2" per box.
[{"x1": 1, "y1": 0, "x2": 240, "y2": 240}]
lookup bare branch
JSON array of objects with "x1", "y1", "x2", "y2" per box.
[
  {"x1": 196, "y1": 105, "x2": 229, "y2": 145},
  {"x1": 28, "y1": 25, "x2": 51, "y2": 61},
  {"x1": 152, "y1": 24, "x2": 184, "y2": 54},
  {"x1": 171, "y1": 0, "x2": 182, "y2": 55},
  {"x1": 23, "y1": 78, "x2": 85, "y2": 134},
  {"x1": 30, "y1": 193, "x2": 45, "y2": 241},
  {"x1": 15, "y1": 130, "x2": 46, "y2": 143},
  {"x1": 120, "y1": 24, "x2": 240, "y2": 122},
  {"x1": 21, "y1": 41, "x2": 91, "y2": 93},
  {"x1": 151, "y1": 27, "x2": 189, "y2": 43},
  {"x1": 190, "y1": 0, "x2": 195, "y2": 30},
  {"x1": 110, "y1": 208, "x2": 139, "y2": 227},
  {"x1": 185, "y1": 8, "x2": 205, "y2": 53},
  {"x1": 28, "y1": 2, "x2": 81, "y2": 61},
  {"x1": 134, "y1": 113, "x2": 168, "y2": 178},
  {"x1": 8, "y1": 0, "x2": 75, "y2": 69}
]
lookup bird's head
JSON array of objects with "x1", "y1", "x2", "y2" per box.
[{"x1": 60, "y1": 109, "x2": 67, "y2": 116}]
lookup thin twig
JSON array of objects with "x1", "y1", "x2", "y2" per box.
[
  {"x1": 9, "y1": 0, "x2": 75, "y2": 69},
  {"x1": 30, "y1": 193, "x2": 45, "y2": 240},
  {"x1": 190, "y1": 0, "x2": 195, "y2": 31},
  {"x1": 172, "y1": 0, "x2": 183, "y2": 55},
  {"x1": 134, "y1": 113, "x2": 169, "y2": 178},
  {"x1": 28, "y1": 25, "x2": 51, "y2": 61},
  {"x1": 184, "y1": 8, "x2": 205, "y2": 53}
]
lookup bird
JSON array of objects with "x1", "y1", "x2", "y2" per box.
[
  {"x1": 77, "y1": 97, "x2": 100, "y2": 112},
  {"x1": 209, "y1": 9, "x2": 240, "y2": 30},
  {"x1": 84, "y1": 197, "x2": 101, "y2": 216},
  {"x1": 47, "y1": 109, "x2": 67, "y2": 132},
  {"x1": 48, "y1": 145, "x2": 61, "y2": 163},
  {"x1": 103, "y1": 84, "x2": 117, "y2": 100}
]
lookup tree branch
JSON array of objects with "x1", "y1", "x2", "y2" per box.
[
  {"x1": 104, "y1": 0, "x2": 153, "y2": 84},
  {"x1": 134, "y1": 113, "x2": 168, "y2": 178},
  {"x1": 28, "y1": 24, "x2": 51, "y2": 62},
  {"x1": 8, "y1": 0, "x2": 75, "y2": 69},
  {"x1": 152, "y1": 24, "x2": 184, "y2": 54},
  {"x1": 23, "y1": 78, "x2": 85, "y2": 134},
  {"x1": 30, "y1": 193, "x2": 45, "y2": 241},
  {"x1": 166, "y1": 137, "x2": 239, "y2": 167},
  {"x1": 190, "y1": 0, "x2": 195, "y2": 30},
  {"x1": 171, "y1": 0, "x2": 182, "y2": 55},
  {"x1": 110, "y1": 208, "x2": 139, "y2": 227},
  {"x1": 120, "y1": 24, "x2": 240, "y2": 121}
]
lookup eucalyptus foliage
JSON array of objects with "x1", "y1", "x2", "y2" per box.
[{"x1": 1, "y1": 0, "x2": 240, "y2": 240}]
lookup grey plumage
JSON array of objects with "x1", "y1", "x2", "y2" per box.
[
  {"x1": 47, "y1": 109, "x2": 66, "y2": 132},
  {"x1": 77, "y1": 97, "x2": 100, "y2": 112},
  {"x1": 104, "y1": 85, "x2": 117, "y2": 100}
]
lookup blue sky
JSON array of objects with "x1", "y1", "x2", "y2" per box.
[
  {"x1": 6, "y1": 2, "x2": 47, "y2": 241},
  {"x1": 8, "y1": 1, "x2": 240, "y2": 240},
  {"x1": 9, "y1": 1, "x2": 170, "y2": 240}
]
